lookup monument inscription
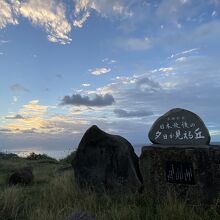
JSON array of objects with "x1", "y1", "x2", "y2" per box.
[
  {"x1": 166, "y1": 161, "x2": 195, "y2": 185},
  {"x1": 148, "y1": 108, "x2": 210, "y2": 145}
]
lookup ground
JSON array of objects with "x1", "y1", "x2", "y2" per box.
[{"x1": 0, "y1": 153, "x2": 219, "y2": 220}]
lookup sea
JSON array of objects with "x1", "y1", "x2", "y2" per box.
[{"x1": 1, "y1": 142, "x2": 220, "y2": 160}]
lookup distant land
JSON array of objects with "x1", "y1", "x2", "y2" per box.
[{"x1": 1, "y1": 142, "x2": 220, "y2": 160}]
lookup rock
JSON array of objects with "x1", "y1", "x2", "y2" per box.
[
  {"x1": 72, "y1": 125, "x2": 143, "y2": 192},
  {"x1": 148, "y1": 108, "x2": 210, "y2": 145},
  {"x1": 8, "y1": 167, "x2": 34, "y2": 186},
  {"x1": 65, "y1": 212, "x2": 95, "y2": 220},
  {"x1": 139, "y1": 145, "x2": 220, "y2": 204}
]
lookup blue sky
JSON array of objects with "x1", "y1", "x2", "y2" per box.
[{"x1": 0, "y1": 0, "x2": 220, "y2": 156}]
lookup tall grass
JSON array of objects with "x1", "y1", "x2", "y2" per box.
[
  {"x1": 0, "y1": 186, "x2": 24, "y2": 220},
  {"x1": 0, "y1": 154, "x2": 219, "y2": 220},
  {"x1": 1, "y1": 170, "x2": 219, "y2": 220}
]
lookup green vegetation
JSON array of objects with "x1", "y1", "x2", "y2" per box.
[
  {"x1": 0, "y1": 152, "x2": 219, "y2": 220},
  {"x1": 26, "y1": 152, "x2": 57, "y2": 161},
  {"x1": 59, "y1": 150, "x2": 76, "y2": 164}
]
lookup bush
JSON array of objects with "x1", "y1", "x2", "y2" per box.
[
  {"x1": 60, "y1": 151, "x2": 76, "y2": 164},
  {"x1": 0, "y1": 152, "x2": 19, "y2": 160},
  {"x1": 26, "y1": 152, "x2": 56, "y2": 161}
]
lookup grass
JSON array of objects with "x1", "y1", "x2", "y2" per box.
[{"x1": 0, "y1": 153, "x2": 219, "y2": 220}]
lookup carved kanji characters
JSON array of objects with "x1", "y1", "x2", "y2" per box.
[
  {"x1": 194, "y1": 128, "x2": 205, "y2": 139},
  {"x1": 155, "y1": 130, "x2": 162, "y2": 140},
  {"x1": 175, "y1": 130, "x2": 183, "y2": 140}
]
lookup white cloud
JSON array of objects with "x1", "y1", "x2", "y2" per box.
[
  {"x1": 0, "y1": 39, "x2": 10, "y2": 44},
  {"x1": 82, "y1": 83, "x2": 91, "y2": 87},
  {"x1": 73, "y1": 11, "x2": 90, "y2": 28},
  {"x1": 0, "y1": 0, "x2": 19, "y2": 29},
  {"x1": 212, "y1": 10, "x2": 217, "y2": 17},
  {"x1": 12, "y1": 96, "x2": 18, "y2": 104},
  {"x1": 175, "y1": 57, "x2": 187, "y2": 62},
  {"x1": 0, "y1": 0, "x2": 71, "y2": 44},
  {"x1": 19, "y1": 0, "x2": 71, "y2": 44},
  {"x1": 102, "y1": 58, "x2": 117, "y2": 64},
  {"x1": 89, "y1": 67, "x2": 111, "y2": 75},
  {"x1": 210, "y1": 130, "x2": 220, "y2": 136},
  {"x1": 170, "y1": 48, "x2": 199, "y2": 59},
  {"x1": 159, "y1": 67, "x2": 174, "y2": 72},
  {"x1": 156, "y1": 0, "x2": 193, "y2": 25},
  {"x1": 116, "y1": 37, "x2": 151, "y2": 51},
  {"x1": 73, "y1": 0, "x2": 133, "y2": 28}
]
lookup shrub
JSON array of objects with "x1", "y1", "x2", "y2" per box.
[{"x1": 26, "y1": 152, "x2": 56, "y2": 161}]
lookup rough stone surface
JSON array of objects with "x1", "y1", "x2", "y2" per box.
[
  {"x1": 148, "y1": 108, "x2": 210, "y2": 145},
  {"x1": 8, "y1": 167, "x2": 33, "y2": 185},
  {"x1": 65, "y1": 212, "x2": 96, "y2": 220},
  {"x1": 72, "y1": 125, "x2": 143, "y2": 192},
  {"x1": 139, "y1": 145, "x2": 220, "y2": 204}
]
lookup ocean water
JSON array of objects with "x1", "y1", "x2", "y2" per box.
[{"x1": 2, "y1": 142, "x2": 220, "y2": 160}]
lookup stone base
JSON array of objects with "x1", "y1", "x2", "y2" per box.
[{"x1": 139, "y1": 145, "x2": 220, "y2": 204}]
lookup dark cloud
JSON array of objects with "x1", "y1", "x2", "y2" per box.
[
  {"x1": 61, "y1": 93, "x2": 115, "y2": 107},
  {"x1": 114, "y1": 109, "x2": 153, "y2": 118},
  {"x1": 0, "y1": 128, "x2": 12, "y2": 133},
  {"x1": 136, "y1": 77, "x2": 161, "y2": 90},
  {"x1": 55, "y1": 74, "x2": 63, "y2": 79},
  {"x1": 22, "y1": 128, "x2": 37, "y2": 134},
  {"x1": 5, "y1": 114, "x2": 25, "y2": 120},
  {"x1": 10, "y1": 84, "x2": 30, "y2": 93}
]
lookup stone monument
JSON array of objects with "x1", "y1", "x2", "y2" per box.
[
  {"x1": 148, "y1": 108, "x2": 210, "y2": 145},
  {"x1": 139, "y1": 108, "x2": 220, "y2": 204}
]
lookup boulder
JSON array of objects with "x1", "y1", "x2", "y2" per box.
[
  {"x1": 8, "y1": 167, "x2": 33, "y2": 186},
  {"x1": 148, "y1": 108, "x2": 210, "y2": 145},
  {"x1": 72, "y1": 125, "x2": 143, "y2": 192}
]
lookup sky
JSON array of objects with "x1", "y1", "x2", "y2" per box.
[{"x1": 0, "y1": 0, "x2": 220, "y2": 157}]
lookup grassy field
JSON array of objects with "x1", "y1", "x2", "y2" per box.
[{"x1": 0, "y1": 153, "x2": 219, "y2": 220}]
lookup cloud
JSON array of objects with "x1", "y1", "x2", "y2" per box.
[
  {"x1": 89, "y1": 67, "x2": 111, "y2": 75},
  {"x1": 61, "y1": 93, "x2": 115, "y2": 106},
  {"x1": 5, "y1": 114, "x2": 25, "y2": 120},
  {"x1": 116, "y1": 37, "x2": 151, "y2": 51},
  {"x1": 19, "y1": 0, "x2": 71, "y2": 44},
  {"x1": 0, "y1": 0, "x2": 19, "y2": 29},
  {"x1": 0, "y1": 100, "x2": 55, "y2": 134},
  {"x1": 175, "y1": 57, "x2": 187, "y2": 62},
  {"x1": 170, "y1": 48, "x2": 199, "y2": 58},
  {"x1": 73, "y1": 0, "x2": 133, "y2": 28},
  {"x1": 114, "y1": 109, "x2": 153, "y2": 118},
  {"x1": 0, "y1": 0, "x2": 134, "y2": 43},
  {"x1": 102, "y1": 58, "x2": 117, "y2": 64},
  {"x1": 73, "y1": 11, "x2": 90, "y2": 28},
  {"x1": 0, "y1": 39, "x2": 10, "y2": 44},
  {"x1": 0, "y1": 0, "x2": 71, "y2": 44},
  {"x1": 159, "y1": 67, "x2": 174, "y2": 72},
  {"x1": 0, "y1": 128, "x2": 12, "y2": 133},
  {"x1": 55, "y1": 74, "x2": 63, "y2": 79},
  {"x1": 10, "y1": 84, "x2": 30, "y2": 93},
  {"x1": 82, "y1": 83, "x2": 91, "y2": 87},
  {"x1": 156, "y1": 0, "x2": 191, "y2": 24},
  {"x1": 212, "y1": 10, "x2": 217, "y2": 17},
  {"x1": 12, "y1": 96, "x2": 18, "y2": 104}
]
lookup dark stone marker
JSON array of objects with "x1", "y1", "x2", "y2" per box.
[
  {"x1": 139, "y1": 145, "x2": 219, "y2": 204},
  {"x1": 166, "y1": 161, "x2": 195, "y2": 185},
  {"x1": 148, "y1": 108, "x2": 210, "y2": 145}
]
